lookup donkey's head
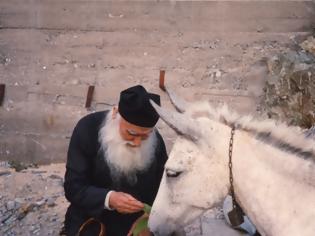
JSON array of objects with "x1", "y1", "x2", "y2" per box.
[{"x1": 148, "y1": 90, "x2": 231, "y2": 236}]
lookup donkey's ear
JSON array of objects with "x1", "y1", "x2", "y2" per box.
[
  {"x1": 165, "y1": 87, "x2": 188, "y2": 113},
  {"x1": 150, "y1": 100, "x2": 201, "y2": 142}
]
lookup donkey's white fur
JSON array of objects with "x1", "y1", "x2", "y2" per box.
[{"x1": 149, "y1": 101, "x2": 315, "y2": 236}]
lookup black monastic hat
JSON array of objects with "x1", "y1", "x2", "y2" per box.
[{"x1": 118, "y1": 85, "x2": 160, "y2": 128}]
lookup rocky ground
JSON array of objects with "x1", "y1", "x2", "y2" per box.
[{"x1": 0, "y1": 163, "x2": 66, "y2": 236}]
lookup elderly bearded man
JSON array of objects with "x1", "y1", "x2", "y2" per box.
[{"x1": 63, "y1": 85, "x2": 168, "y2": 236}]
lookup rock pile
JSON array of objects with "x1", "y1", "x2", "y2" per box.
[{"x1": 263, "y1": 36, "x2": 315, "y2": 128}]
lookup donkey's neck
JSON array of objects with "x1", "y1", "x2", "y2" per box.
[{"x1": 231, "y1": 130, "x2": 315, "y2": 236}]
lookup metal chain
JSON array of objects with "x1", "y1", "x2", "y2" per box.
[{"x1": 228, "y1": 126, "x2": 237, "y2": 209}]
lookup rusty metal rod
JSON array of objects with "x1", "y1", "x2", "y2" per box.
[
  {"x1": 159, "y1": 70, "x2": 165, "y2": 91},
  {"x1": 85, "y1": 85, "x2": 95, "y2": 108},
  {"x1": 0, "y1": 84, "x2": 5, "y2": 106}
]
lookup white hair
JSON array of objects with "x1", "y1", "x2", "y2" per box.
[{"x1": 98, "y1": 110, "x2": 157, "y2": 185}]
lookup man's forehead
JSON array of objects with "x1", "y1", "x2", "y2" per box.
[
  {"x1": 127, "y1": 128, "x2": 152, "y2": 135},
  {"x1": 119, "y1": 114, "x2": 153, "y2": 133}
]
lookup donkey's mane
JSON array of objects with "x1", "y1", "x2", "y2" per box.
[{"x1": 186, "y1": 102, "x2": 315, "y2": 161}]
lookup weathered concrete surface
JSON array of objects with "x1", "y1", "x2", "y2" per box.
[
  {"x1": 0, "y1": 1, "x2": 315, "y2": 164},
  {"x1": 1, "y1": 1, "x2": 314, "y2": 32}
]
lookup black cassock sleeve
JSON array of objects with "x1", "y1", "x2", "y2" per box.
[{"x1": 64, "y1": 118, "x2": 108, "y2": 218}]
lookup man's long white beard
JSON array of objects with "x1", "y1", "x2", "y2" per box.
[{"x1": 98, "y1": 111, "x2": 157, "y2": 185}]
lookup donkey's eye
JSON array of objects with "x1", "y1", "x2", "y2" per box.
[{"x1": 166, "y1": 168, "x2": 182, "y2": 178}]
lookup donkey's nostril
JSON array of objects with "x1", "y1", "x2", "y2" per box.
[
  {"x1": 170, "y1": 229, "x2": 186, "y2": 236},
  {"x1": 170, "y1": 231, "x2": 181, "y2": 236}
]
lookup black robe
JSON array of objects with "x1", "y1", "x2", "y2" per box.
[{"x1": 64, "y1": 111, "x2": 168, "y2": 236}]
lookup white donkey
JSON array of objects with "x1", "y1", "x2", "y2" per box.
[{"x1": 148, "y1": 88, "x2": 315, "y2": 236}]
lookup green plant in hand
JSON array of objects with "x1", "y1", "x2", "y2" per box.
[
  {"x1": 143, "y1": 204, "x2": 151, "y2": 214},
  {"x1": 132, "y1": 204, "x2": 152, "y2": 236}
]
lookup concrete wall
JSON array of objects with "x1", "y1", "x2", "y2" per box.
[{"x1": 0, "y1": 0, "x2": 314, "y2": 164}]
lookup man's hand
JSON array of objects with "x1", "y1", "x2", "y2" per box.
[{"x1": 109, "y1": 191, "x2": 144, "y2": 214}]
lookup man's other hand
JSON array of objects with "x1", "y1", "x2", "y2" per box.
[{"x1": 109, "y1": 191, "x2": 144, "y2": 214}]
